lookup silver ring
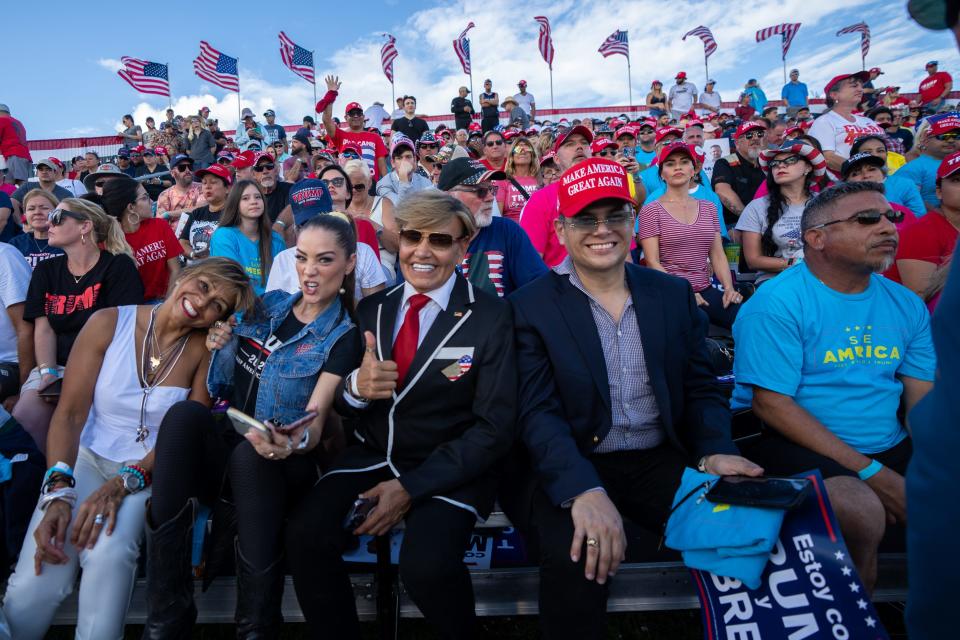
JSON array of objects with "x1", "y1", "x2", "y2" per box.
[
  {"x1": 267, "y1": 452, "x2": 276, "y2": 459},
  {"x1": 213, "y1": 321, "x2": 224, "y2": 329},
  {"x1": 94, "y1": 514, "x2": 105, "y2": 526}
]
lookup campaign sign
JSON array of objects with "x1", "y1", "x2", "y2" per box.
[{"x1": 692, "y1": 471, "x2": 889, "y2": 640}]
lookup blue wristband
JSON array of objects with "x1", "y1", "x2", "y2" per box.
[{"x1": 857, "y1": 459, "x2": 884, "y2": 481}]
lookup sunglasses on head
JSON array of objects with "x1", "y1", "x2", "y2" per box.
[
  {"x1": 485, "y1": 140, "x2": 505, "y2": 147},
  {"x1": 399, "y1": 229, "x2": 466, "y2": 249},
  {"x1": 767, "y1": 155, "x2": 802, "y2": 170},
  {"x1": 48, "y1": 208, "x2": 87, "y2": 226},
  {"x1": 810, "y1": 209, "x2": 904, "y2": 230},
  {"x1": 253, "y1": 163, "x2": 276, "y2": 172},
  {"x1": 320, "y1": 177, "x2": 345, "y2": 188}
]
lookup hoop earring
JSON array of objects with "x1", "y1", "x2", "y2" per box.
[{"x1": 81, "y1": 233, "x2": 86, "y2": 245}]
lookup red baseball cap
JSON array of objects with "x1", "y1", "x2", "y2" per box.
[
  {"x1": 609, "y1": 118, "x2": 624, "y2": 130},
  {"x1": 824, "y1": 71, "x2": 870, "y2": 95},
  {"x1": 195, "y1": 163, "x2": 233, "y2": 185},
  {"x1": 344, "y1": 102, "x2": 364, "y2": 115},
  {"x1": 553, "y1": 124, "x2": 594, "y2": 154},
  {"x1": 937, "y1": 151, "x2": 960, "y2": 182},
  {"x1": 930, "y1": 114, "x2": 960, "y2": 135},
  {"x1": 253, "y1": 151, "x2": 274, "y2": 165},
  {"x1": 557, "y1": 158, "x2": 633, "y2": 218},
  {"x1": 734, "y1": 121, "x2": 767, "y2": 139},
  {"x1": 869, "y1": 67, "x2": 883, "y2": 75},
  {"x1": 541, "y1": 151, "x2": 557, "y2": 165},
  {"x1": 503, "y1": 130, "x2": 521, "y2": 141},
  {"x1": 518, "y1": 79, "x2": 527, "y2": 86},
  {"x1": 232, "y1": 150, "x2": 256, "y2": 170},
  {"x1": 685, "y1": 119, "x2": 705, "y2": 129},
  {"x1": 591, "y1": 138, "x2": 619, "y2": 155},
  {"x1": 655, "y1": 126, "x2": 683, "y2": 144},
  {"x1": 638, "y1": 119, "x2": 657, "y2": 130},
  {"x1": 132, "y1": 145, "x2": 145, "y2": 154},
  {"x1": 656, "y1": 141, "x2": 699, "y2": 167},
  {"x1": 468, "y1": 122, "x2": 482, "y2": 133},
  {"x1": 340, "y1": 141, "x2": 363, "y2": 156},
  {"x1": 675, "y1": 71, "x2": 687, "y2": 79},
  {"x1": 614, "y1": 125, "x2": 637, "y2": 140}
]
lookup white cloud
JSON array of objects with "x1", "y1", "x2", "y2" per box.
[
  {"x1": 97, "y1": 58, "x2": 124, "y2": 73},
  {"x1": 101, "y1": 0, "x2": 960, "y2": 135}
]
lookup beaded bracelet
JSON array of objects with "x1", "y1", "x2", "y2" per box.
[
  {"x1": 121, "y1": 463, "x2": 152, "y2": 487},
  {"x1": 43, "y1": 461, "x2": 74, "y2": 483}
]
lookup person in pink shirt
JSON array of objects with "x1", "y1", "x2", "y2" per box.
[
  {"x1": 497, "y1": 136, "x2": 542, "y2": 222},
  {"x1": 519, "y1": 125, "x2": 593, "y2": 266}
]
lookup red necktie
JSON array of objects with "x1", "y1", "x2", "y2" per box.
[{"x1": 393, "y1": 294, "x2": 431, "y2": 386}]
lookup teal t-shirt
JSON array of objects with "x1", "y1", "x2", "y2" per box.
[
  {"x1": 894, "y1": 155, "x2": 940, "y2": 209},
  {"x1": 209, "y1": 226, "x2": 286, "y2": 296},
  {"x1": 731, "y1": 263, "x2": 935, "y2": 453}
]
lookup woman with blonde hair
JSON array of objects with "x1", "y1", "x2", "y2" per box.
[
  {"x1": 182, "y1": 116, "x2": 217, "y2": 169},
  {"x1": 11, "y1": 198, "x2": 144, "y2": 450},
  {"x1": 497, "y1": 137, "x2": 542, "y2": 222},
  {"x1": 9, "y1": 190, "x2": 65, "y2": 267},
  {"x1": 3, "y1": 258, "x2": 257, "y2": 640}
]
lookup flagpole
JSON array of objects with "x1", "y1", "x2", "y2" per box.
[
  {"x1": 626, "y1": 32, "x2": 633, "y2": 110},
  {"x1": 236, "y1": 59, "x2": 242, "y2": 131},
  {"x1": 312, "y1": 52, "x2": 318, "y2": 109},
  {"x1": 782, "y1": 57, "x2": 787, "y2": 84},
  {"x1": 469, "y1": 70, "x2": 474, "y2": 105},
  {"x1": 705, "y1": 57, "x2": 709, "y2": 88},
  {"x1": 549, "y1": 65, "x2": 554, "y2": 110},
  {"x1": 167, "y1": 62, "x2": 173, "y2": 110}
]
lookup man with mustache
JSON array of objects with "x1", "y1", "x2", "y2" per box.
[
  {"x1": 732, "y1": 181, "x2": 934, "y2": 594},
  {"x1": 711, "y1": 121, "x2": 767, "y2": 229}
]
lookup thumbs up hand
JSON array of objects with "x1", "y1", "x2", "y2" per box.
[{"x1": 355, "y1": 331, "x2": 398, "y2": 400}]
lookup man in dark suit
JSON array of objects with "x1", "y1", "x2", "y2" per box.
[
  {"x1": 285, "y1": 190, "x2": 516, "y2": 639},
  {"x1": 506, "y1": 157, "x2": 762, "y2": 639}
]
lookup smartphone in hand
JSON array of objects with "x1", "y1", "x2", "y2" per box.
[
  {"x1": 343, "y1": 497, "x2": 379, "y2": 531},
  {"x1": 272, "y1": 412, "x2": 318, "y2": 436}
]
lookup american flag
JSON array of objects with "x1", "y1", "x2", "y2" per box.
[
  {"x1": 598, "y1": 30, "x2": 629, "y2": 58},
  {"x1": 682, "y1": 26, "x2": 718, "y2": 59},
  {"x1": 453, "y1": 22, "x2": 475, "y2": 74},
  {"x1": 193, "y1": 41, "x2": 239, "y2": 92},
  {"x1": 534, "y1": 16, "x2": 555, "y2": 67},
  {"x1": 756, "y1": 23, "x2": 802, "y2": 60},
  {"x1": 381, "y1": 34, "x2": 398, "y2": 83},
  {"x1": 836, "y1": 22, "x2": 870, "y2": 62},
  {"x1": 117, "y1": 57, "x2": 170, "y2": 97},
  {"x1": 278, "y1": 32, "x2": 315, "y2": 84}
]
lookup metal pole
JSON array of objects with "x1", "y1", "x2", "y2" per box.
[
  {"x1": 167, "y1": 62, "x2": 173, "y2": 110},
  {"x1": 705, "y1": 58, "x2": 709, "y2": 87},
  {"x1": 312, "y1": 54, "x2": 318, "y2": 110},
  {"x1": 783, "y1": 58, "x2": 787, "y2": 84},
  {"x1": 236, "y1": 59, "x2": 242, "y2": 131},
  {"x1": 549, "y1": 66, "x2": 554, "y2": 110}
]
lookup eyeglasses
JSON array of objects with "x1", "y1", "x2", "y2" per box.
[
  {"x1": 808, "y1": 209, "x2": 904, "y2": 230},
  {"x1": 563, "y1": 212, "x2": 633, "y2": 230},
  {"x1": 253, "y1": 164, "x2": 276, "y2": 172},
  {"x1": 935, "y1": 133, "x2": 960, "y2": 142},
  {"x1": 175, "y1": 164, "x2": 194, "y2": 171},
  {"x1": 352, "y1": 183, "x2": 367, "y2": 192},
  {"x1": 485, "y1": 140, "x2": 505, "y2": 147},
  {"x1": 741, "y1": 132, "x2": 764, "y2": 140},
  {"x1": 453, "y1": 184, "x2": 498, "y2": 198},
  {"x1": 321, "y1": 177, "x2": 345, "y2": 189},
  {"x1": 542, "y1": 168, "x2": 560, "y2": 178},
  {"x1": 48, "y1": 208, "x2": 88, "y2": 226},
  {"x1": 767, "y1": 155, "x2": 802, "y2": 170},
  {"x1": 399, "y1": 229, "x2": 466, "y2": 248}
]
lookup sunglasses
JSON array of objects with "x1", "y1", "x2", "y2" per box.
[
  {"x1": 217, "y1": 158, "x2": 232, "y2": 165},
  {"x1": 741, "y1": 132, "x2": 764, "y2": 140},
  {"x1": 253, "y1": 164, "x2": 276, "y2": 172},
  {"x1": 596, "y1": 150, "x2": 616, "y2": 158},
  {"x1": 341, "y1": 151, "x2": 360, "y2": 159},
  {"x1": 453, "y1": 184, "x2": 498, "y2": 198},
  {"x1": 399, "y1": 229, "x2": 466, "y2": 248},
  {"x1": 809, "y1": 209, "x2": 904, "y2": 230},
  {"x1": 48, "y1": 208, "x2": 87, "y2": 226},
  {"x1": 564, "y1": 212, "x2": 633, "y2": 230},
  {"x1": 175, "y1": 164, "x2": 194, "y2": 171},
  {"x1": 351, "y1": 183, "x2": 367, "y2": 192},
  {"x1": 321, "y1": 177, "x2": 345, "y2": 189},
  {"x1": 767, "y1": 155, "x2": 802, "y2": 170},
  {"x1": 935, "y1": 133, "x2": 960, "y2": 141},
  {"x1": 485, "y1": 140, "x2": 505, "y2": 147},
  {"x1": 94, "y1": 180, "x2": 107, "y2": 188}
]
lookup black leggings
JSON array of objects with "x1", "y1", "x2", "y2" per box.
[
  {"x1": 150, "y1": 400, "x2": 320, "y2": 570},
  {"x1": 696, "y1": 285, "x2": 741, "y2": 330},
  {"x1": 0, "y1": 362, "x2": 19, "y2": 402}
]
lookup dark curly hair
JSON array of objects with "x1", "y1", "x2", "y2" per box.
[{"x1": 762, "y1": 156, "x2": 817, "y2": 256}]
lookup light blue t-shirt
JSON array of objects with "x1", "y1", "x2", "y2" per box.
[
  {"x1": 894, "y1": 155, "x2": 940, "y2": 210},
  {"x1": 636, "y1": 147, "x2": 656, "y2": 167},
  {"x1": 210, "y1": 226, "x2": 286, "y2": 296},
  {"x1": 885, "y1": 175, "x2": 926, "y2": 217},
  {"x1": 641, "y1": 184, "x2": 728, "y2": 239},
  {"x1": 780, "y1": 82, "x2": 809, "y2": 107},
  {"x1": 731, "y1": 263, "x2": 935, "y2": 453}
]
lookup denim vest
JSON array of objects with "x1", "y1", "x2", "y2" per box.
[{"x1": 207, "y1": 290, "x2": 355, "y2": 424}]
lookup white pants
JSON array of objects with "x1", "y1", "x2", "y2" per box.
[{"x1": 2, "y1": 447, "x2": 150, "y2": 640}]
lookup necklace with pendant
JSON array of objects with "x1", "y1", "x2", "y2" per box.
[{"x1": 137, "y1": 305, "x2": 190, "y2": 447}]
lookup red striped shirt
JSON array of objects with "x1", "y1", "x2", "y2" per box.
[{"x1": 638, "y1": 200, "x2": 720, "y2": 292}]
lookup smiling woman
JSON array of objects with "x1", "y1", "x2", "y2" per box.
[{"x1": 1, "y1": 258, "x2": 256, "y2": 640}]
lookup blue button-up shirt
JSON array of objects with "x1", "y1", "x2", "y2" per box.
[{"x1": 554, "y1": 257, "x2": 663, "y2": 452}]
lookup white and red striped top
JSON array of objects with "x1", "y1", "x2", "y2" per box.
[{"x1": 638, "y1": 199, "x2": 720, "y2": 292}]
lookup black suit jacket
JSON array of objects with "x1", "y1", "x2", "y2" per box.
[
  {"x1": 334, "y1": 276, "x2": 516, "y2": 519},
  {"x1": 508, "y1": 263, "x2": 738, "y2": 507}
]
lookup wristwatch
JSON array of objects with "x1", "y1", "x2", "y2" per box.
[{"x1": 118, "y1": 470, "x2": 145, "y2": 494}]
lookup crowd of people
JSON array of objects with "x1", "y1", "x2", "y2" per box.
[{"x1": 0, "y1": 53, "x2": 953, "y2": 640}]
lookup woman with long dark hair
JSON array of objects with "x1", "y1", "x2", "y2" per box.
[
  {"x1": 736, "y1": 140, "x2": 826, "y2": 284},
  {"x1": 210, "y1": 180, "x2": 285, "y2": 296},
  {"x1": 142, "y1": 214, "x2": 361, "y2": 638},
  {"x1": 101, "y1": 176, "x2": 183, "y2": 301}
]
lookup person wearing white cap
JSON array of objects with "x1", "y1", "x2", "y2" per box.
[
  {"x1": 513, "y1": 80, "x2": 536, "y2": 120},
  {"x1": 698, "y1": 79, "x2": 721, "y2": 115}
]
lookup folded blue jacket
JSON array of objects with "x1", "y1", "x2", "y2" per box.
[{"x1": 665, "y1": 468, "x2": 785, "y2": 589}]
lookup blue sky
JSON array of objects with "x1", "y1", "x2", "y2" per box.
[{"x1": 7, "y1": 0, "x2": 959, "y2": 139}]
